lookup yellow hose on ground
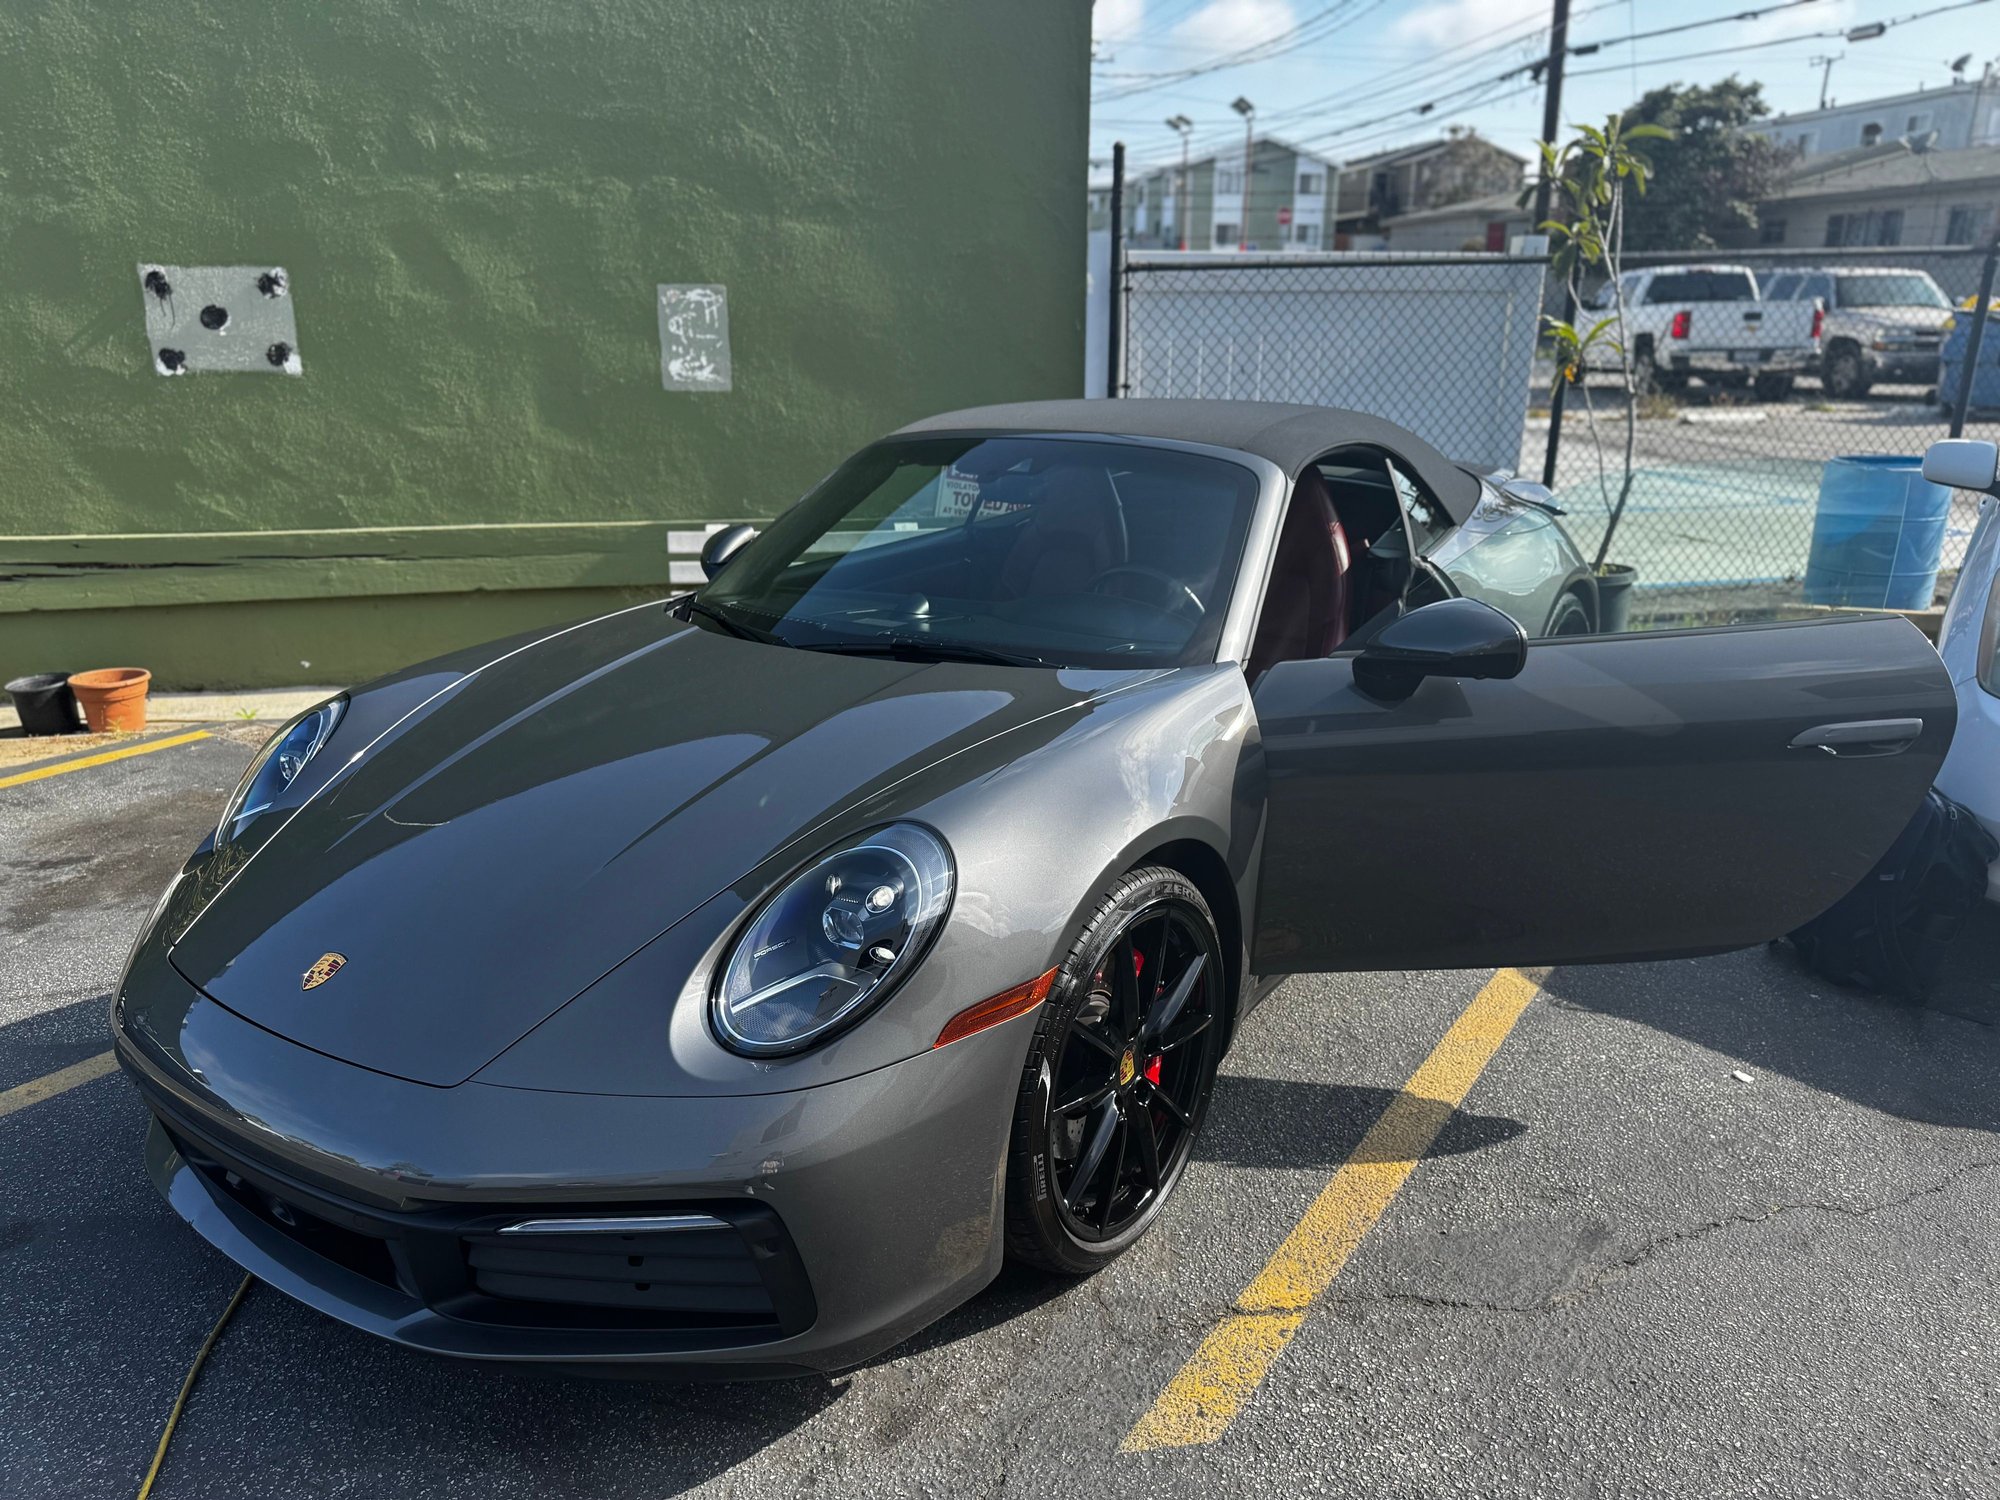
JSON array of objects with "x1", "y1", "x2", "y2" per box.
[{"x1": 134, "y1": 1274, "x2": 254, "y2": 1500}]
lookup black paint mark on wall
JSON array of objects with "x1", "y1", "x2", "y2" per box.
[{"x1": 142, "y1": 268, "x2": 176, "y2": 325}]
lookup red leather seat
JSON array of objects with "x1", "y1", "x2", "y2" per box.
[{"x1": 1246, "y1": 468, "x2": 1352, "y2": 681}]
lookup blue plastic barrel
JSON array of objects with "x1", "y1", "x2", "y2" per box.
[{"x1": 1802, "y1": 455, "x2": 1952, "y2": 609}]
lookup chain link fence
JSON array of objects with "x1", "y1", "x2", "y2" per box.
[{"x1": 1120, "y1": 242, "x2": 1999, "y2": 627}]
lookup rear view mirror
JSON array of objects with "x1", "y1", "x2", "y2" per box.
[
  {"x1": 1922, "y1": 440, "x2": 2000, "y2": 495},
  {"x1": 700, "y1": 524, "x2": 758, "y2": 579},
  {"x1": 1354, "y1": 598, "x2": 1527, "y2": 703}
]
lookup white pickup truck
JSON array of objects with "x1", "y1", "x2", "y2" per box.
[{"x1": 1583, "y1": 264, "x2": 1821, "y2": 400}]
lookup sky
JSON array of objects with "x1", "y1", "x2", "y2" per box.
[{"x1": 1088, "y1": 0, "x2": 1999, "y2": 179}]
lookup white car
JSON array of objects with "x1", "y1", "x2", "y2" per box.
[
  {"x1": 1585, "y1": 264, "x2": 1821, "y2": 400},
  {"x1": 1928, "y1": 439, "x2": 2000, "y2": 901}
]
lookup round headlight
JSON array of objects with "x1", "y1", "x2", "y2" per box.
[
  {"x1": 217, "y1": 698, "x2": 345, "y2": 843},
  {"x1": 712, "y1": 823, "x2": 954, "y2": 1056}
]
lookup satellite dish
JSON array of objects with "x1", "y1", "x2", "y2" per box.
[{"x1": 1950, "y1": 52, "x2": 1973, "y2": 73}]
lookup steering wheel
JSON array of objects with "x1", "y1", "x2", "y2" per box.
[{"x1": 1086, "y1": 564, "x2": 1206, "y2": 621}]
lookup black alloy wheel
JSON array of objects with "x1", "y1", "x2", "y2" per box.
[{"x1": 1005, "y1": 868, "x2": 1225, "y2": 1273}]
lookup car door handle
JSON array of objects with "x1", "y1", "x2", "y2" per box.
[{"x1": 1788, "y1": 718, "x2": 1924, "y2": 757}]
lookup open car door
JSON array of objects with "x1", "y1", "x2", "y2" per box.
[{"x1": 1250, "y1": 610, "x2": 1957, "y2": 973}]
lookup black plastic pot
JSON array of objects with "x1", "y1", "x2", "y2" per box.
[
  {"x1": 1595, "y1": 563, "x2": 1638, "y2": 634},
  {"x1": 4, "y1": 672, "x2": 85, "y2": 736}
]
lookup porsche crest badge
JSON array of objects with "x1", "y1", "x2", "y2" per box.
[{"x1": 302, "y1": 952, "x2": 347, "y2": 991}]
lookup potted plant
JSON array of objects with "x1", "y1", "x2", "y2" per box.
[
  {"x1": 3, "y1": 672, "x2": 84, "y2": 735},
  {"x1": 1534, "y1": 116, "x2": 1670, "y2": 633},
  {"x1": 67, "y1": 667, "x2": 152, "y2": 733}
]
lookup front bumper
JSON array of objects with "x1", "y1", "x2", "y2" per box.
[
  {"x1": 114, "y1": 947, "x2": 1034, "y2": 1373},
  {"x1": 1863, "y1": 347, "x2": 1943, "y2": 384}
]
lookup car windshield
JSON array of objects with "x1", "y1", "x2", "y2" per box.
[
  {"x1": 1835, "y1": 274, "x2": 1949, "y2": 309},
  {"x1": 694, "y1": 435, "x2": 1261, "y2": 669}
]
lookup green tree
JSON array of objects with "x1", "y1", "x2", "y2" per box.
[
  {"x1": 1617, "y1": 78, "x2": 1792, "y2": 251},
  {"x1": 1534, "y1": 115, "x2": 1670, "y2": 571}
]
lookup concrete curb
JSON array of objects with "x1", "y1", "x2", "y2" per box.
[{"x1": 1, "y1": 687, "x2": 340, "y2": 735}]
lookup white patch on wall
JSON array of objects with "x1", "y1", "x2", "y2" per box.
[
  {"x1": 658, "y1": 284, "x2": 732, "y2": 392},
  {"x1": 138, "y1": 264, "x2": 302, "y2": 376},
  {"x1": 139, "y1": 262, "x2": 300, "y2": 374}
]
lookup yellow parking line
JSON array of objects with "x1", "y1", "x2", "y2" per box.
[
  {"x1": 0, "y1": 729, "x2": 211, "y2": 791},
  {"x1": 0, "y1": 1050, "x2": 119, "y2": 1120},
  {"x1": 1121, "y1": 966, "x2": 1544, "y2": 1452}
]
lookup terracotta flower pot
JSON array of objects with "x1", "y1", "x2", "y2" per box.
[{"x1": 68, "y1": 667, "x2": 152, "y2": 733}]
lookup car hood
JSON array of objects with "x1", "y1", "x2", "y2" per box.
[{"x1": 170, "y1": 609, "x2": 1143, "y2": 1087}]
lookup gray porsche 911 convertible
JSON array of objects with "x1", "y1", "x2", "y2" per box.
[{"x1": 114, "y1": 400, "x2": 1955, "y2": 1376}]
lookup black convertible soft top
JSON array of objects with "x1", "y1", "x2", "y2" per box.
[{"x1": 892, "y1": 399, "x2": 1480, "y2": 525}]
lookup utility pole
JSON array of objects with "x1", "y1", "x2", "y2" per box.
[
  {"x1": 1108, "y1": 142, "x2": 1125, "y2": 398},
  {"x1": 1529, "y1": 0, "x2": 1572, "y2": 231},
  {"x1": 1167, "y1": 115, "x2": 1194, "y2": 252},
  {"x1": 1232, "y1": 96, "x2": 1255, "y2": 252},
  {"x1": 1810, "y1": 53, "x2": 1843, "y2": 111},
  {"x1": 1536, "y1": 0, "x2": 1573, "y2": 487}
]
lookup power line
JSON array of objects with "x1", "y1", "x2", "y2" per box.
[
  {"x1": 1109, "y1": 0, "x2": 1619, "y2": 169},
  {"x1": 1115, "y1": 12, "x2": 1553, "y2": 170},
  {"x1": 1102, "y1": 0, "x2": 1995, "y2": 172},
  {"x1": 1092, "y1": 0, "x2": 1394, "y2": 102},
  {"x1": 1565, "y1": 0, "x2": 1999, "y2": 77}
]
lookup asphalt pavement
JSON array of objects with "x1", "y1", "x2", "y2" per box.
[{"x1": 3, "y1": 726, "x2": 1996, "y2": 1499}]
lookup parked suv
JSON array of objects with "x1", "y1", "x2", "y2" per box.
[
  {"x1": 1762, "y1": 267, "x2": 1954, "y2": 398},
  {"x1": 1585, "y1": 264, "x2": 1820, "y2": 400}
]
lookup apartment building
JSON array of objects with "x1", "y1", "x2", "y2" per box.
[
  {"x1": 1752, "y1": 72, "x2": 2000, "y2": 161},
  {"x1": 1117, "y1": 136, "x2": 1336, "y2": 252}
]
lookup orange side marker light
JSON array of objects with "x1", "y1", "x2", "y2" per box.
[{"x1": 934, "y1": 968, "x2": 1059, "y2": 1049}]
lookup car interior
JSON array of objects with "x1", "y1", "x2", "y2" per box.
[
  {"x1": 1244, "y1": 448, "x2": 1434, "y2": 681},
  {"x1": 722, "y1": 440, "x2": 1262, "y2": 665},
  {"x1": 711, "y1": 436, "x2": 1451, "y2": 675}
]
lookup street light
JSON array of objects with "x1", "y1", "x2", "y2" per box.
[
  {"x1": 1231, "y1": 96, "x2": 1255, "y2": 252},
  {"x1": 1166, "y1": 114, "x2": 1194, "y2": 251}
]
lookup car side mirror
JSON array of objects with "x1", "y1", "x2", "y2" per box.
[
  {"x1": 700, "y1": 524, "x2": 758, "y2": 579},
  {"x1": 1923, "y1": 439, "x2": 2000, "y2": 495},
  {"x1": 1354, "y1": 598, "x2": 1527, "y2": 703}
]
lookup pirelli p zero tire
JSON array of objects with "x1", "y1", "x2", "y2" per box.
[{"x1": 1004, "y1": 867, "x2": 1226, "y2": 1275}]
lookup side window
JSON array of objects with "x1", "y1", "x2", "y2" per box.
[
  {"x1": 1804, "y1": 274, "x2": 1834, "y2": 306},
  {"x1": 1764, "y1": 273, "x2": 1799, "y2": 300},
  {"x1": 1386, "y1": 460, "x2": 1451, "y2": 553}
]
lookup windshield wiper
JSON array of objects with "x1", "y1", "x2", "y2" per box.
[
  {"x1": 795, "y1": 635, "x2": 1052, "y2": 668},
  {"x1": 677, "y1": 597, "x2": 783, "y2": 645}
]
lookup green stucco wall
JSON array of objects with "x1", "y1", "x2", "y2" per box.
[{"x1": 0, "y1": 0, "x2": 1088, "y2": 687}]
